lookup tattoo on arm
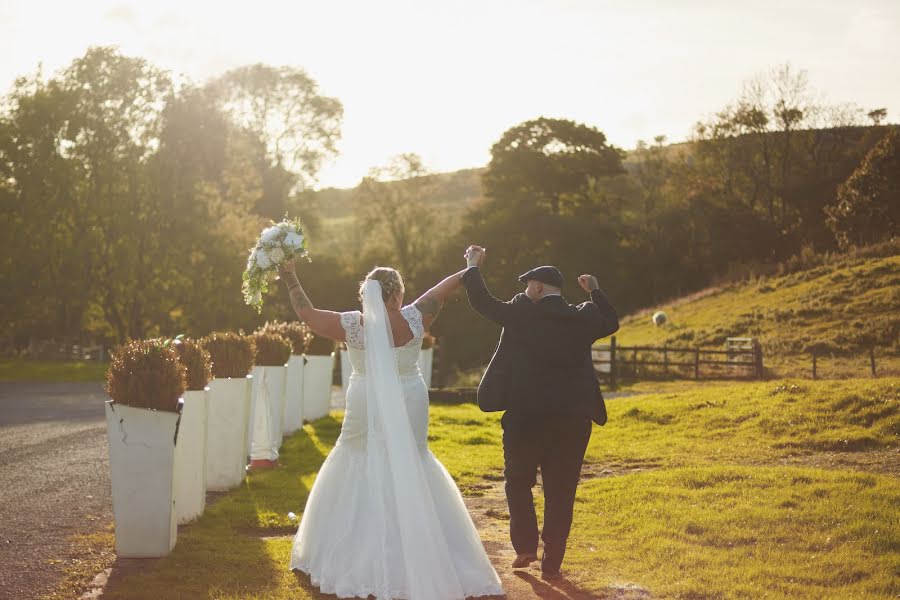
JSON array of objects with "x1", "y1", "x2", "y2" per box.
[
  {"x1": 415, "y1": 295, "x2": 443, "y2": 319},
  {"x1": 283, "y1": 274, "x2": 313, "y2": 319}
]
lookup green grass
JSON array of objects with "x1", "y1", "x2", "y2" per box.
[
  {"x1": 614, "y1": 248, "x2": 900, "y2": 378},
  {"x1": 565, "y1": 466, "x2": 898, "y2": 599},
  {"x1": 0, "y1": 359, "x2": 108, "y2": 382},
  {"x1": 77, "y1": 378, "x2": 898, "y2": 600}
]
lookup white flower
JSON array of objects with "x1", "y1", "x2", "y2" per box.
[
  {"x1": 255, "y1": 249, "x2": 272, "y2": 269},
  {"x1": 283, "y1": 232, "x2": 304, "y2": 249},
  {"x1": 269, "y1": 247, "x2": 285, "y2": 264},
  {"x1": 260, "y1": 226, "x2": 281, "y2": 244},
  {"x1": 252, "y1": 291, "x2": 262, "y2": 305}
]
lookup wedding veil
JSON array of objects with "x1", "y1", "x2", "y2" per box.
[{"x1": 361, "y1": 279, "x2": 464, "y2": 599}]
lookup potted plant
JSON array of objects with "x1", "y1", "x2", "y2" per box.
[
  {"x1": 201, "y1": 332, "x2": 255, "y2": 491},
  {"x1": 172, "y1": 337, "x2": 212, "y2": 525},
  {"x1": 105, "y1": 338, "x2": 186, "y2": 557},
  {"x1": 418, "y1": 333, "x2": 436, "y2": 388},
  {"x1": 303, "y1": 334, "x2": 336, "y2": 421},
  {"x1": 258, "y1": 321, "x2": 309, "y2": 436},
  {"x1": 248, "y1": 332, "x2": 292, "y2": 468}
]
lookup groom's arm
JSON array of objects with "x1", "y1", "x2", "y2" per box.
[
  {"x1": 577, "y1": 274, "x2": 619, "y2": 340},
  {"x1": 588, "y1": 288, "x2": 619, "y2": 339},
  {"x1": 461, "y1": 266, "x2": 517, "y2": 327}
]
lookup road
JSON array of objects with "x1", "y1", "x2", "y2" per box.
[{"x1": 0, "y1": 382, "x2": 112, "y2": 600}]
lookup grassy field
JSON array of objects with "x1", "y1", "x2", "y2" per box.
[
  {"x1": 59, "y1": 377, "x2": 898, "y2": 600},
  {"x1": 0, "y1": 359, "x2": 107, "y2": 383},
  {"x1": 614, "y1": 244, "x2": 900, "y2": 379}
]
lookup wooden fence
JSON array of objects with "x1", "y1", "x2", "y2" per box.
[{"x1": 592, "y1": 336, "x2": 763, "y2": 388}]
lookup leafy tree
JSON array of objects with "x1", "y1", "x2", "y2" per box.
[
  {"x1": 208, "y1": 64, "x2": 343, "y2": 218},
  {"x1": 867, "y1": 108, "x2": 887, "y2": 126},
  {"x1": 826, "y1": 130, "x2": 900, "y2": 249},
  {"x1": 482, "y1": 117, "x2": 625, "y2": 215},
  {"x1": 351, "y1": 154, "x2": 438, "y2": 287}
]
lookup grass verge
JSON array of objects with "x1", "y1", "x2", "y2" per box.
[{"x1": 0, "y1": 359, "x2": 107, "y2": 383}]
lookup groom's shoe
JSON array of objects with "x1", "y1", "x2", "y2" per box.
[{"x1": 512, "y1": 553, "x2": 538, "y2": 568}]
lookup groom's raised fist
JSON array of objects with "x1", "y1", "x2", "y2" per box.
[
  {"x1": 465, "y1": 245, "x2": 485, "y2": 268},
  {"x1": 577, "y1": 275, "x2": 599, "y2": 292}
]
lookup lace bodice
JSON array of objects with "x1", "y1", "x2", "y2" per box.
[{"x1": 340, "y1": 305, "x2": 425, "y2": 377}]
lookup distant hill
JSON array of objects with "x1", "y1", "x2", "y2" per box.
[{"x1": 615, "y1": 242, "x2": 900, "y2": 378}]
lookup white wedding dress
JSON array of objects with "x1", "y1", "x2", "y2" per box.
[{"x1": 290, "y1": 280, "x2": 503, "y2": 600}]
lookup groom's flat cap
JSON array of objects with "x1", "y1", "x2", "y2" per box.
[{"x1": 518, "y1": 265, "x2": 564, "y2": 289}]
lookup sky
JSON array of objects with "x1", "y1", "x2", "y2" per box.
[{"x1": 1, "y1": 0, "x2": 898, "y2": 189}]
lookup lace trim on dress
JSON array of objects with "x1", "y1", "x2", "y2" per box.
[
  {"x1": 341, "y1": 306, "x2": 424, "y2": 350},
  {"x1": 400, "y1": 304, "x2": 425, "y2": 339},
  {"x1": 340, "y1": 310, "x2": 365, "y2": 350}
]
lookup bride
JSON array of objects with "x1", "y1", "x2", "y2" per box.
[{"x1": 277, "y1": 261, "x2": 503, "y2": 600}]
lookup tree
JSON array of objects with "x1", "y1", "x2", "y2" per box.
[
  {"x1": 352, "y1": 154, "x2": 438, "y2": 286},
  {"x1": 867, "y1": 108, "x2": 888, "y2": 126},
  {"x1": 208, "y1": 64, "x2": 343, "y2": 218},
  {"x1": 826, "y1": 130, "x2": 900, "y2": 249},
  {"x1": 482, "y1": 117, "x2": 625, "y2": 215}
]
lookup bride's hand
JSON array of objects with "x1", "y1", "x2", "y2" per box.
[{"x1": 278, "y1": 260, "x2": 296, "y2": 277}]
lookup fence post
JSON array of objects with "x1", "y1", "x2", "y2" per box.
[
  {"x1": 812, "y1": 352, "x2": 817, "y2": 380},
  {"x1": 694, "y1": 348, "x2": 700, "y2": 380},
  {"x1": 633, "y1": 349, "x2": 638, "y2": 378},
  {"x1": 870, "y1": 346, "x2": 876, "y2": 377},
  {"x1": 663, "y1": 347, "x2": 669, "y2": 376},
  {"x1": 609, "y1": 336, "x2": 617, "y2": 389},
  {"x1": 754, "y1": 342, "x2": 763, "y2": 379}
]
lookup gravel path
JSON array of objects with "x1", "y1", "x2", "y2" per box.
[{"x1": 0, "y1": 382, "x2": 112, "y2": 600}]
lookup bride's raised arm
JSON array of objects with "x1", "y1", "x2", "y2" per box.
[
  {"x1": 413, "y1": 268, "x2": 467, "y2": 331},
  {"x1": 278, "y1": 261, "x2": 346, "y2": 342}
]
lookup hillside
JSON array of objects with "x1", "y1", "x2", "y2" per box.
[{"x1": 615, "y1": 242, "x2": 900, "y2": 378}]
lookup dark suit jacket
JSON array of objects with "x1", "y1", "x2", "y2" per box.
[{"x1": 461, "y1": 266, "x2": 619, "y2": 426}]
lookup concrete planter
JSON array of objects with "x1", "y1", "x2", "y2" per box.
[
  {"x1": 250, "y1": 365, "x2": 287, "y2": 462},
  {"x1": 173, "y1": 389, "x2": 208, "y2": 525},
  {"x1": 206, "y1": 376, "x2": 252, "y2": 492},
  {"x1": 283, "y1": 355, "x2": 305, "y2": 435},
  {"x1": 303, "y1": 353, "x2": 334, "y2": 421},
  {"x1": 418, "y1": 347, "x2": 434, "y2": 388},
  {"x1": 340, "y1": 349, "x2": 351, "y2": 405},
  {"x1": 105, "y1": 401, "x2": 179, "y2": 558}
]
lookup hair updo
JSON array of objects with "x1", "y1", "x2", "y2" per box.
[{"x1": 359, "y1": 266, "x2": 405, "y2": 303}]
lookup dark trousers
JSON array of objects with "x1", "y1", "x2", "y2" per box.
[{"x1": 501, "y1": 413, "x2": 592, "y2": 573}]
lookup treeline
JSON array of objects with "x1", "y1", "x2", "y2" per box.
[
  {"x1": 1, "y1": 47, "x2": 342, "y2": 347},
  {"x1": 2, "y1": 53, "x2": 897, "y2": 374}
]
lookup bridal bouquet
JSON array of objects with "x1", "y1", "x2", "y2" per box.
[{"x1": 242, "y1": 218, "x2": 309, "y2": 313}]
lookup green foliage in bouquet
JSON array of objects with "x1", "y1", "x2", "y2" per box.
[
  {"x1": 253, "y1": 332, "x2": 293, "y2": 366},
  {"x1": 258, "y1": 321, "x2": 310, "y2": 355},
  {"x1": 174, "y1": 337, "x2": 213, "y2": 391},
  {"x1": 421, "y1": 333, "x2": 436, "y2": 350},
  {"x1": 202, "y1": 332, "x2": 256, "y2": 378},
  {"x1": 106, "y1": 339, "x2": 186, "y2": 412},
  {"x1": 307, "y1": 334, "x2": 337, "y2": 356}
]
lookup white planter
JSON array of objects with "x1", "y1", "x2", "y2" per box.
[
  {"x1": 206, "y1": 376, "x2": 252, "y2": 492},
  {"x1": 303, "y1": 353, "x2": 334, "y2": 421},
  {"x1": 174, "y1": 389, "x2": 208, "y2": 525},
  {"x1": 105, "y1": 401, "x2": 179, "y2": 558},
  {"x1": 250, "y1": 365, "x2": 287, "y2": 461},
  {"x1": 283, "y1": 355, "x2": 305, "y2": 435},
  {"x1": 340, "y1": 349, "x2": 351, "y2": 404},
  {"x1": 418, "y1": 347, "x2": 434, "y2": 388}
]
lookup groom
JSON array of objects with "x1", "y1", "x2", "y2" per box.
[{"x1": 460, "y1": 245, "x2": 619, "y2": 578}]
